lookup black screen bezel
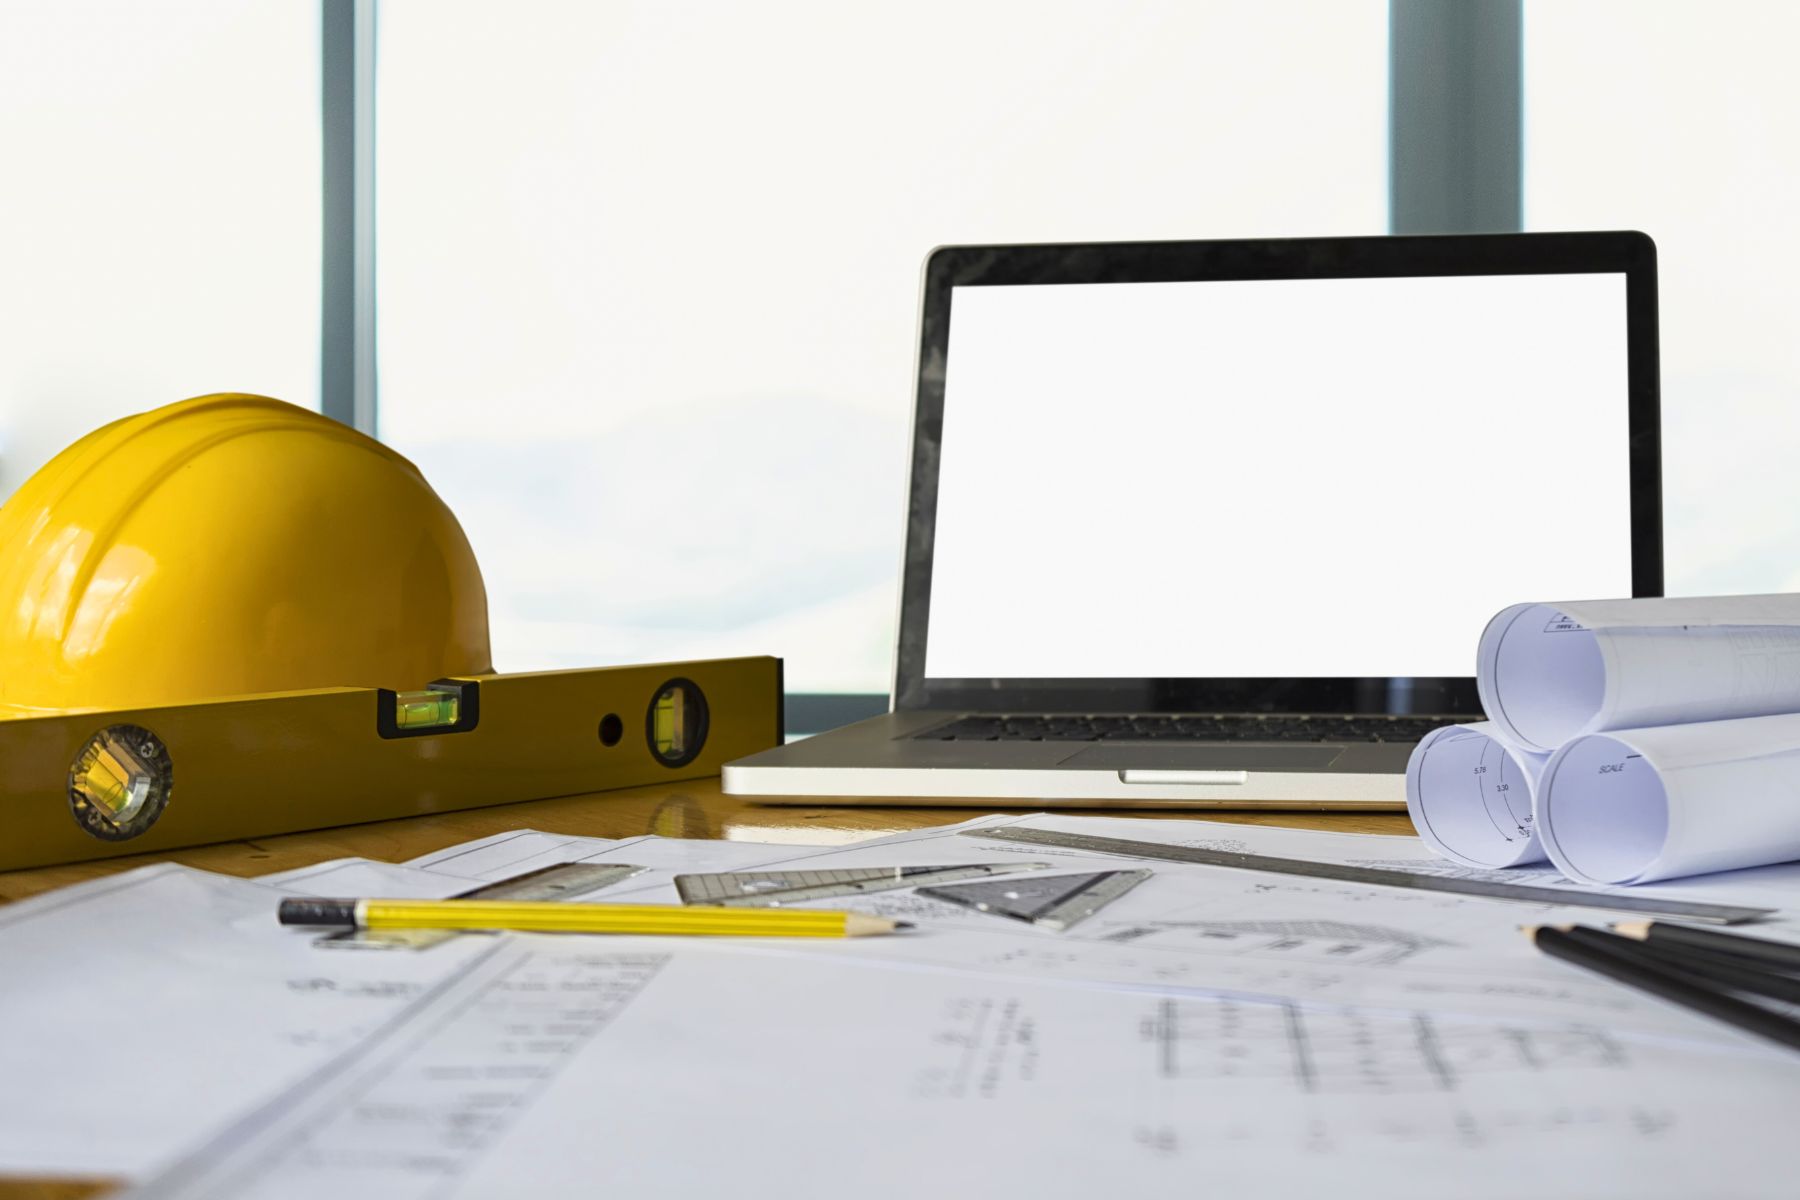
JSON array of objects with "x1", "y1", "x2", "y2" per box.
[{"x1": 892, "y1": 231, "x2": 1662, "y2": 714}]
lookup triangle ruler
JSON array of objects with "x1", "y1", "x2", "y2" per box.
[
  {"x1": 915, "y1": 869, "x2": 1153, "y2": 931},
  {"x1": 674, "y1": 862, "x2": 1052, "y2": 907}
]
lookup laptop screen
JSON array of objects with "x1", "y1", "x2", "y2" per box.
[{"x1": 899, "y1": 235, "x2": 1659, "y2": 712}]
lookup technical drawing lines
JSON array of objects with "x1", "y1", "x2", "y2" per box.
[
  {"x1": 1099, "y1": 917, "x2": 1457, "y2": 967},
  {"x1": 1143, "y1": 998, "x2": 1627, "y2": 1096}
]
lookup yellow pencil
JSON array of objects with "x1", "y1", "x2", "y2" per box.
[{"x1": 277, "y1": 897, "x2": 908, "y2": 938}]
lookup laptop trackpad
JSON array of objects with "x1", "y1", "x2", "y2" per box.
[{"x1": 1059, "y1": 745, "x2": 1343, "y2": 773}]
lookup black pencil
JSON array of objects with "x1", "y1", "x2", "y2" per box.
[
  {"x1": 1612, "y1": 919, "x2": 1800, "y2": 974},
  {"x1": 1560, "y1": 925, "x2": 1800, "y2": 1006},
  {"x1": 1601, "y1": 930, "x2": 1800, "y2": 984},
  {"x1": 1526, "y1": 925, "x2": 1800, "y2": 1053}
]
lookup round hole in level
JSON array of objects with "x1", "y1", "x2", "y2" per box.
[{"x1": 597, "y1": 713, "x2": 624, "y2": 747}]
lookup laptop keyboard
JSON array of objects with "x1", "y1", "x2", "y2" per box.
[{"x1": 913, "y1": 713, "x2": 1466, "y2": 744}]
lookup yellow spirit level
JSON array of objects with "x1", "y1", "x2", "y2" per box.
[{"x1": 0, "y1": 657, "x2": 782, "y2": 872}]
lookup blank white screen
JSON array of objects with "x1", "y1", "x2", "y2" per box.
[{"x1": 923, "y1": 273, "x2": 1633, "y2": 680}]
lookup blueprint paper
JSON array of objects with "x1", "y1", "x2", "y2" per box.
[
  {"x1": 398, "y1": 810, "x2": 1800, "y2": 949},
  {"x1": 259, "y1": 857, "x2": 487, "y2": 899},
  {"x1": 1538, "y1": 712, "x2": 1800, "y2": 884},
  {"x1": 126, "y1": 936, "x2": 1800, "y2": 1200},
  {"x1": 0, "y1": 829, "x2": 907, "y2": 1177},
  {"x1": 398, "y1": 811, "x2": 1800, "y2": 936},
  {"x1": 1405, "y1": 722, "x2": 1551, "y2": 868},
  {"x1": 403, "y1": 828, "x2": 622, "y2": 876},
  {"x1": 0, "y1": 864, "x2": 491, "y2": 1179},
  {"x1": 415, "y1": 832, "x2": 865, "y2": 904},
  {"x1": 552, "y1": 814, "x2": 1800, "y2": 1043},
  {"x1": 320, "y1": 819, "x2": 1742, "y2": 1037},
  {"x1": 976, "y1": 812, "x2": 1800, "y2": 938},
  {"x1": 0, "y1": 838, "x2": 824, "y2": 1180},
  {"x1": 13, "y1": 812, "x2": 1800, "y2": 1183},
  {"x1": 1478, "y1": 595, "x2": 1800, "y2": 752}
]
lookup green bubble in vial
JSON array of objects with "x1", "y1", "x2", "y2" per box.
[{"x1": 395, "y1": 692, "x2": 459, "y2": 729}]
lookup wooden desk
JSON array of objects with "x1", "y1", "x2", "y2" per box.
[{"x1": 0, "y1": 780, "x2": 1419, "y2": 1199}]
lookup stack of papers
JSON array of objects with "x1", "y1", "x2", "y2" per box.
[{"x1": 5, "y1": 812, "x2": 1798, "y2": 1198}]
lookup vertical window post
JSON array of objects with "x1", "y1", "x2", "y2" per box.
[
  {"x1": 321, "y1": 0, "x2": 378, "y2": 433},
  {"x1": 1389, "y1": 0, "x2": 1522, "y2": 234}
]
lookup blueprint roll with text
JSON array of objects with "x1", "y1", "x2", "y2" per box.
[
  {"x1": 1433, "y1": 592, "x2": 1800, "y2": 885},
  {"x1": 1404, "y1": 722, "x2": 1550, "y2": 869},
  {"x1": 1476, "y1": 593, "x2": 1800, "y2": 753},
  {"x1": 1538, "y1": 712, "x2": 1800, "y2": 885}
]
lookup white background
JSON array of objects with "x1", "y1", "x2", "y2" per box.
[
  {"x1": 0, "y1": 1, "x2": 320, "y2": 494},
  {"x1": 375, "y1": 0, "x2": 1387, "y2": 691},
  {"x1": 1526, "y1": 1, "x2": 1800, "y2": 599},
  {"x1": 11, "y1": 5, "x2": 1798, "y2": 696},
  {"x1": 923, "y1": 273, "x2": 1634, "y2": 680}
]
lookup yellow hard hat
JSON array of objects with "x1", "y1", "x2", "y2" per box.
[{"x1": 0, "y1": 394, "x2": 492, "y2": 715}]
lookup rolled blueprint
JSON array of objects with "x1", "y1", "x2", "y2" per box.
[
  {"x1": 1537, "y1": 711, "x2": 1800, "y2": 884},
  {"x1": 1477, "y1": 593, "x2": 1800, "y2": 753},
  {"x1": 1405, "y1": 723, "x2": 1550, "y2": 869}
]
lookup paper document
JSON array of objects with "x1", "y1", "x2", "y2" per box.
[
  {"x1": 1405, "y1": 722, "x2": 1550, "y2": 868},
  {"x1": 1479, "y1": 595, "x2": 1800, "y2": 752},
  {"x1": 18, "y1": 812, "x2": 1800, "y2": 1185},
  {"x1": 645, "y1": 813, "x2": 1799, "y2": 1042},
  {"x1": 978, "y1": 812, "x2": 1800, "y2": 932},
  {"x1": 0, "y1": 864, "x2": 490, "y2": 1178},
  {"x1": 0, "y1": 833, "x2": 840, "y2": 1180},
  {"x1": 412, "y1": 829, "x2": 856, "y2": 904},
  {"x1": 403, "y1": 828, "x2": 622, "y2": 876},
  {"x1": 128, "y1": 935, "x2": 1800, "y2": 1200},
  {"x1": 260, "y1": 856, "x2": 489, "y2": 899},
  {"x1": 1537, "y1": 712, "x2": 1800, "y2": 884}
]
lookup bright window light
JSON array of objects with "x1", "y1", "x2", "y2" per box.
[
  {"x1": 0, "y1": 0, "x2": 320, "y2": 500},
  {"x1": 376, "y1": 0, "x2": 1387, "y2": 691},
  {"x1": 1526, "y1": 0, "x2": 1800, "y2": 596}
]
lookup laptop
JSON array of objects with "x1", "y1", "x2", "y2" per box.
[{"x1": 725, "y1": 232, "x2": 1661, "y2": 808}]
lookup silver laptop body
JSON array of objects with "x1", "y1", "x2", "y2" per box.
[{"x1": 726, "y1": 233, "x2": 1661, "y2": 808}]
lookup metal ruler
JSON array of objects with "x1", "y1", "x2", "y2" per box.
[
  {"x1": 963, "y1": 828, "x2": 1774, "y2": 925},
  {"x1": 674, "y1": 863, "x2": 1052, "y2": 907},
  {"x1": 917, "y1": 869, "x2": 1152, "y2": 931},
  {"x1": 316, "y1": 861, "x2": 648, "y2": 949}
]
